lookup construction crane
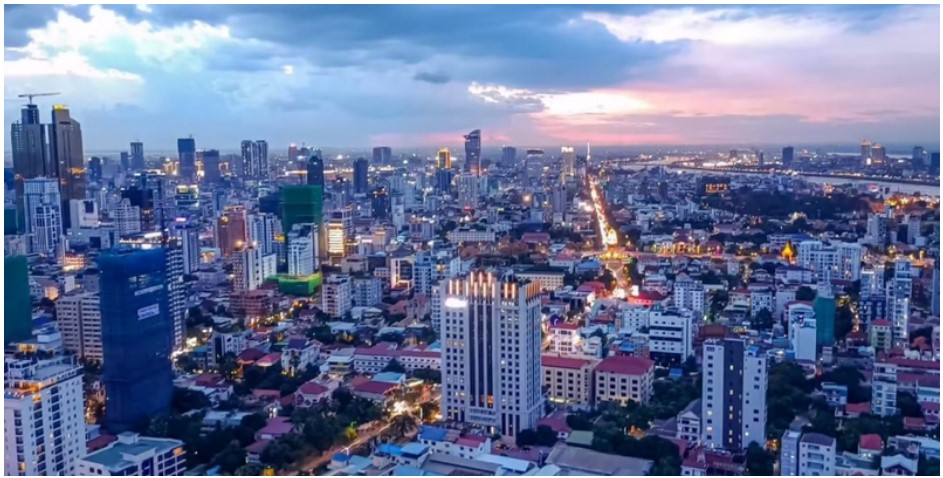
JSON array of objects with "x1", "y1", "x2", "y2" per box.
[{"x1": 18, "y1": 92, "x2": 60, "y2": 105}]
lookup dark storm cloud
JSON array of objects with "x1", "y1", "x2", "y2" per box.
[{"x1": 413, "y1": 71, "x2": 451, "y2": 84}]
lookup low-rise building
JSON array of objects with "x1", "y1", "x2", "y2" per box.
[
  {"x1": 593, "y1": 355, "x2": 654, "y2": 405},
  {"x1": 542, "y1": 354, "x2": 598, "y2": 410},
  {"x1": 77, "y1": 432, "x2": 186, "y2": 476}
]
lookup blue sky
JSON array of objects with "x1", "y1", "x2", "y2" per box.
[{"x1": 4, "y1": 4, "x2": 940, "y2": 151}]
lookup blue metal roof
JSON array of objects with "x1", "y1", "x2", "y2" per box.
[{"x1": 418, "y1": 426, "x2": 448, "y2": 442}]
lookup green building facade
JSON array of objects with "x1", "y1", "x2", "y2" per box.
[
  {"x1": 5, "y1": 256, "x2": 33, "y2": 344},
  {"x1": 813, "y1": 295, "x2": 836, "y2": 347}
]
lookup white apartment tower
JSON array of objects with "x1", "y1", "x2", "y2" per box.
[
  {"x1": 456, "y1": 172, "x2": 479, "y2": 210},
  {"x1": 4, "y1": 352, "x2": 85, "y2": 476},
  {"x1": 23, "y1": 177, "x2": 63, "y2": 259},
  {"x1": 440, "y1": 271, "x2": 543, "y2": 438},
  {"x1": 113, "y1": 198, "x2": 142, "y2": 237},
  {"x1": 673, "y1": 273, "x2": 705, "y2": 316},
  {"x1": 247, "y1": 212, "x2": 278, "y2": 256},
  {"x1": 55, "y1": 292, "x2": 103, "y2": 362},
  {"x1": 322, "y1": 274, "x2": 353, "y2": 318},
  {"x1": 887, "y1": 258, "x2": 913, "y2": 348},
  {"x1": 287, "y1": 223, "x2": 317, "y2": 276},
  {"x1": 701, "y1": 338, "x2": 767, "y2": 451},
  {"x1": 232, "y1": 246, "x2": 276, "y2": 291}
]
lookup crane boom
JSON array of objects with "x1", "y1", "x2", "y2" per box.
[{"x1": 18, "y1": 92, "x2": 60, "y2": 105}]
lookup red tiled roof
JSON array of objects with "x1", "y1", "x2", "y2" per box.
[
  {"x1": 550, "y1": 322, "x2": 580, "y2": 331},
  {"x1": 258, "y1": 417, "x2": 293, "y2": 436},
  {"x1": 541, "y1": 355, "x2": 594, "y2": 370},
  {"x1": 298, "y1": 381, "x2": 329, "y2": 396},
  {"x1": 455, "y1": 435, "x2": 488, "y2": 447},
  {"x1": 859, "y1": 434, "x2": 883, "y2": 451},
  {"x1": 352, "y1": 380, "x2": 398, "y2": 395},
  {"x1": 252, "y1": 389, "x2": 281, "y2": 400},
  {"x1": 845, "y1": 402, "x2": 871, "y2": 415},
  {"x1": 256, "y1": 352, "x2": 282, "y2": 367},
  {"x1": 537, "y1": 410, "x2": 571, "y2": 434},
  {"x1": 596, "y1": 355, "x2": 654, "y2": 376},
  {"x1": 903, "y1": 416, "x2": 926, "y2": 430},
  {"x1": 237, "y1": 348, "x2": 266, "y2": 362},
  {"x1": 86, "y1": 434, "x2": 117, "y2": 453},
  {"x1": 889, "y1": 357, "x2": 940, "y2": 370}
]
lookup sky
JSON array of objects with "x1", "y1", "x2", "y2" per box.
[{"x1": 4, "y1": 4, "x2": 941, "y2": 152}]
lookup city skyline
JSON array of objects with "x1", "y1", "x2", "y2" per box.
[{"x1": 4, "y1": 4, "x2": 940, "y2": 151}]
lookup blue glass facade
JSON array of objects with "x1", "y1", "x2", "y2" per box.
[{"x1": 99, "y1": 248, "x2": 173, "y2": 433}]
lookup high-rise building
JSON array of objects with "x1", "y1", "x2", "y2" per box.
[
  {"x1": 177, "y1": 137, "x2": 197, "y2": 182},
  {"x1": 786, "y1": 302, "x2": 817, "y2": 361},
  {"x1": 247, "y1": 212, "x2": 278, "y2": 256},
  {"x1": 4, "y1": 351, "x2": 84, "y2": 476},
  {"x1": 49, "y1": 105, "x2": 86, "y2": 204},
  {"x1": 172, "y1": 219, "x2": 201, "y2": 274},
  {"x1": 56, "y1": 291, "x2": 103, "y2": 362},
  {"x1": 912, "y1": 146, "x2": 927, "y2": 170},
  {"x1": 281, "y1": 185, "x2": 323, "y2": 234},
  {"x1": 933, "y1": 261, "x2": 940, "y2": 318},
  {"x1": 353, "y1": 275, "x2": 382, "y2": 307},
  {"x1": 371, "y1": 187, "x2": 390, "y2": 220},
  {"x1": 99, "y1": 248, "x2": 174, "y2": 433},
  {"x1": 887, "y1": 258, "x2": 913, "y2": 347},
  {"x1": 68, "y1": 199, "x2": 98, "y2": 230},
  {"x1": 353, "y1": 157, "x2": 369, "y2": 194},
  {"x1": 287, "y1": 223, "x2": 317, "y2": 276},
  {"x1": 326, "y1": 208, "x2": 352, "y2": 264},
  {"x1": 781, "y1": 146, "x2": 795, "y2": 169},
  {"x1": 796, "y1": 240, "x2": 862, "y2": 282},
  {"x1": 870, "y1": 144, "x2": 886, "y2": 166},
  {"x1": 202, "y1": 149, "x2": 222, "y2": 184},
  {"x1": 647, "y1": 307, "x2": 695, "y2": 365},
  {"x1": 372, "y1": 146, "x2": 392, "y2": 165},
  {"x1": 437, "y1": 148, "x2": 453, "y2": 170},
  {"x1": 701, "y1": 338, "x2": 767, "y2": 451},
  {"x1": 561, "y1": 146, "x2": 576, "y2": 177},
  {"x1": 11, "y1": 103, "x2": 50, "y2": 226},
  {"x1": 439, "y1": 271, "x2": 543, "y2": 437},
  {"x1": 866, "y1": 213, "x2": 888, "y2": 247},
  {"x1": 436, "y1": 148, "x2": 454, "y2": 194},
  {"x1": 929, "y1": 152, "x2": 940, "y2": 173},
  {"x1": 256, "y1": 140, "x2": 268, "y2": 178},
  {"x1": 239, "y1": 139, "x2": 269, "y2": 178},
  {"x1": 861, "y1": 140, "x2": 872, "y2": 166},
  {"x1": 23, "y1": 177, "x2": 63, "y2": 259},
  {"x1": 88, "y1": 156, "x2": 103, "y2": 182},
  {"x1": 233, "y1": 246, "x2": 276, "y2": 291},
  {"x1": 673, "y1": 274, "x2": 705, "y2": 316},
  {"x1": 456, "y1": 172, "x2": 479, "y2": 210},
  {"x1": 113, "y1": 197, "x2": 143, "y2": 237},
  {"x1": 463, "y1": 129, "x2": 481, "y2": 175},
  {"x1": 130, "y1": 141, "x2": 145, "y2": 170},
  {"x1": 860, "y1": 264, "x2": 885, "y2": 300},
  {"x1": 307, "y1": 153, "x2": 324, "y2": 187},
  {"x1": 4, "y1": 256, "x2": 32, "y2": 344},
  {"x1": 217, "y1": 205, "x2": 248, "y2": 257},
  {"x1": 501, "y1": 146, "x2": 516, "y2": 168},
  {"x1": 322, "y1": 274, "x2": 353, "y2": 318}
]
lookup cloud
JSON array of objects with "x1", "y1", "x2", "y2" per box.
[{"x1": 412, "y1": 71, "x2": 450, "y2": 84}]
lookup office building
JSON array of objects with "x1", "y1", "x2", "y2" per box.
[
  {"x1": 49, "y1": 105, "x2": 86, "y2": 206},
  {"x1": 373, "y1": 146, "x2": 392, "y2": 165},
  {"x1": 4, "y1": 352, "x2": 84, "y2": 476},
  {"x1": 561, "y1": 146, "x2": 576, "y2": 177},
  {"x1": 372, "y1": 186, "x2": 390, "y2": 220},
  {"x1": 781, "y1": 146, "x2": 794, "y2": 169},
  {"x1": 240, "y1": 139, "x2": 268, "y2": 178},
  {"x1": 281, "y1": 185, "x2": 323, "y2": 233},
  {"x1": 23, "y1": 177, "x2": 63, "y2": 258},
  {"x1": 202, "y1": 149, "x2": 221, "y2": 184},
  {"x1": 233, "y1": 246, "x2": 277, "y2": 291},
  {"x1": 78, "y1": 432, "x2": 186, "y2": 476},
  {"x1": 11, "y1": 103, "x2": 51, "y2": 226},
  {"x1": 88, "y1": 156, "x2": 102, "y2": 181},
  {"x1": 177, "y1": 137, "x2": 196, "y2": 182},
  {"x1": 322, "y1": 274, "x2": 353, "y2": 318},
  {"x1": 912, "y1": 146, "x2": 927, "y2": 170},
  {"x1": 326, "y1": 208, "x2": 352, "y2": 264},
  {"x1": 456, "y1": 172, "x2": 479, "y2": 210},
  {"x1": 501, "y1": 146, "x2": 517, "y2": 169},
  {"x1": 4, "y1": 256, "x2": 32, "y2": 344},
  {"x1": 130, "y1": 141, "x2": 145, "y2": 170},
  {"x1": 870, "y1": 143, "x2": 886, "y2": 165},
  {"x1": 701, "y1": 338, "x2": 767, "y2": 451},
  {"x1": 463, "y1": 129, "x2": 481, "y2": 174},
  {"x1": 56, "y1": 292, "x2": 103, "y2": 362},
  {"x1": 440, "y1": 272, "x2": 543, "y2": 437},
  {"x1": 98, "y1": 248, "x2": 173, "y2": 433},
  {"x1": 307, "y1": 153, "x2": 324, "y2": 187},
  {"x1": 353, "y1": 157, "x2": 369, "y2": 194},
  {"x1": 287, "y1": 223, "x2": 318, "y2": 276}
]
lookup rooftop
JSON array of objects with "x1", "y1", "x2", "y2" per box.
[
  {"x1": 82, "y1": 433, "x2": 182, "y2": 470},
  {"x1": 595, "y1": 355, "x2": 654, "y2": 376}
]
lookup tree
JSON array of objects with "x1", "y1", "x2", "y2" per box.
[
  {"x1": 820, "y1": 366, "x2": 869, "y2": 404},
  {"x1": 218, "y1": 352, "x2": 239, "y2": 380},
  {"x1": 382, "y1": 358, "x2": 407, "y2": 374},
  {"x1": 171, "y1": 387, "x2": 211, "y2": 414},
  {"x1": 412, "y1": 368, "x2": 441, "y2": 383},
  {"x1": 766, "y1": 362, "x2": 814, "y2": 439},
  {"x1": 390, "y1": 414, "x2": 418, "y2": 437},
  {"x1": 752, "y1": 308, "x2": 774, "y2": 331},
  {"x1": 566, "y1": 412, "x2": 594, "y2": 431},
  {"x1": 535, "y1": 424, "x2": 558, "y2": 447},
  {"x1": 796, "y1": 286, "x2": 816, "y2": 302},
  {"x1": 234, "y1": 464, "x2": 265, "y2": 476},
  {"x1": 745, "y1": 442, "x2": 775, "y2": 476},
  {"x1": 516, "y1": 428, "x2": 537, "y2": 447},
  {"x1": 212, "y1": 444, "x2": 247, "y2": 475}
]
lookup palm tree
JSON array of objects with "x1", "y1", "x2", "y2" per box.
[{"x1": 390, "y1": 414, "x2": 418, "y2": 438}]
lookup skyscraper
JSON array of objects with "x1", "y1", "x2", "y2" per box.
[
  {"x1": 861, "y1": 140, "x2": 872, "y2": 166},
  {"x1": 23, "y1": 177, "x2": 63, "y2": 259},
  {"x1": 88, "y1": 156, "x2": 102, "y2": 181},
  {"x1": 247, "y1": 212, "x2": 278, "y2": 256},
  {"x1": 287, "y1": 223, "x2": 317, "y2": 276},
  {"x1": 371, "y1": 186, "x2": 390, "y2": 220},
  {"x1": 99, "y1": 248, "x2": 173, "y2": 433},
  {"x1": 177, "y1": 137, "x2": 197, "y2": 182},
  {"x1": 172, "y1": 218, "x2": 201, "y2": 275},
  {"x1": 372, "y1": 146, "x2": 392, "y2": 165},
  {"x1": 256, "y1": 140, "x2": 269, "y2": 178},
  {"x1": 307, "y1": 153, "x2": 325, "y2": 187},
  {"x1": 217, "y1": 205, "x2": 248, "y2": 257},
  {"x1": 353, "y1": 157, "x2": 369, "y2": 194},
  {"x1": 130, "y1": 141, "x2": 145, "y2": 170},
  {"x1": 11, "y1": 103, "x2": 50, "y2": 226},
  {"x1": 912, "y1": 146, "x2": 926, "y2": 170},
  {"x1": 4, "y1": 255, "x2": 32, "y2": 344},
  {"x1": 501, "y1": 146, "x2": 517, "y2": 168},
  {"x1": 464, "y1": 129, "x2": 481, "y2": 175},
  {"x1": 436, "y1": 148, "x2": 454, "y2": 193},
  {"x1": 456, "y1": 172, "x2": 479, "y2": 210},
  {"x1": 561, "y1": 146, "x2": 576, "y2": 177},
  {"x1": 233, "y1": 245, "x2": 277, "y2": 290},
  {"x1": 701, "y1": 338, "x2": 767, "y2": 451},
  {"x1": 870, "y1": 143, "x2": 886, "y2": 166},
  {"x1": 781, "y1": 146, "x2": 795, "y2": 169},
  {"x1": 240, "y1": 140, "x2": 269, "y2": 178},
  {"x1": 49, "y1": 105, "x2": 86, "y2": 210},
  {"x1": 281, "y1": 185, "x2": 323, "y2": 233},
  {"x1": 888, "y1": 258, "x2": 913, "y2": 347},
  {"x1": 439, "y1": 271, "x2": 543, "y2": 437},
  {"x1": 202, "y1": 149, "x2": 222, "y2": 184}
]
